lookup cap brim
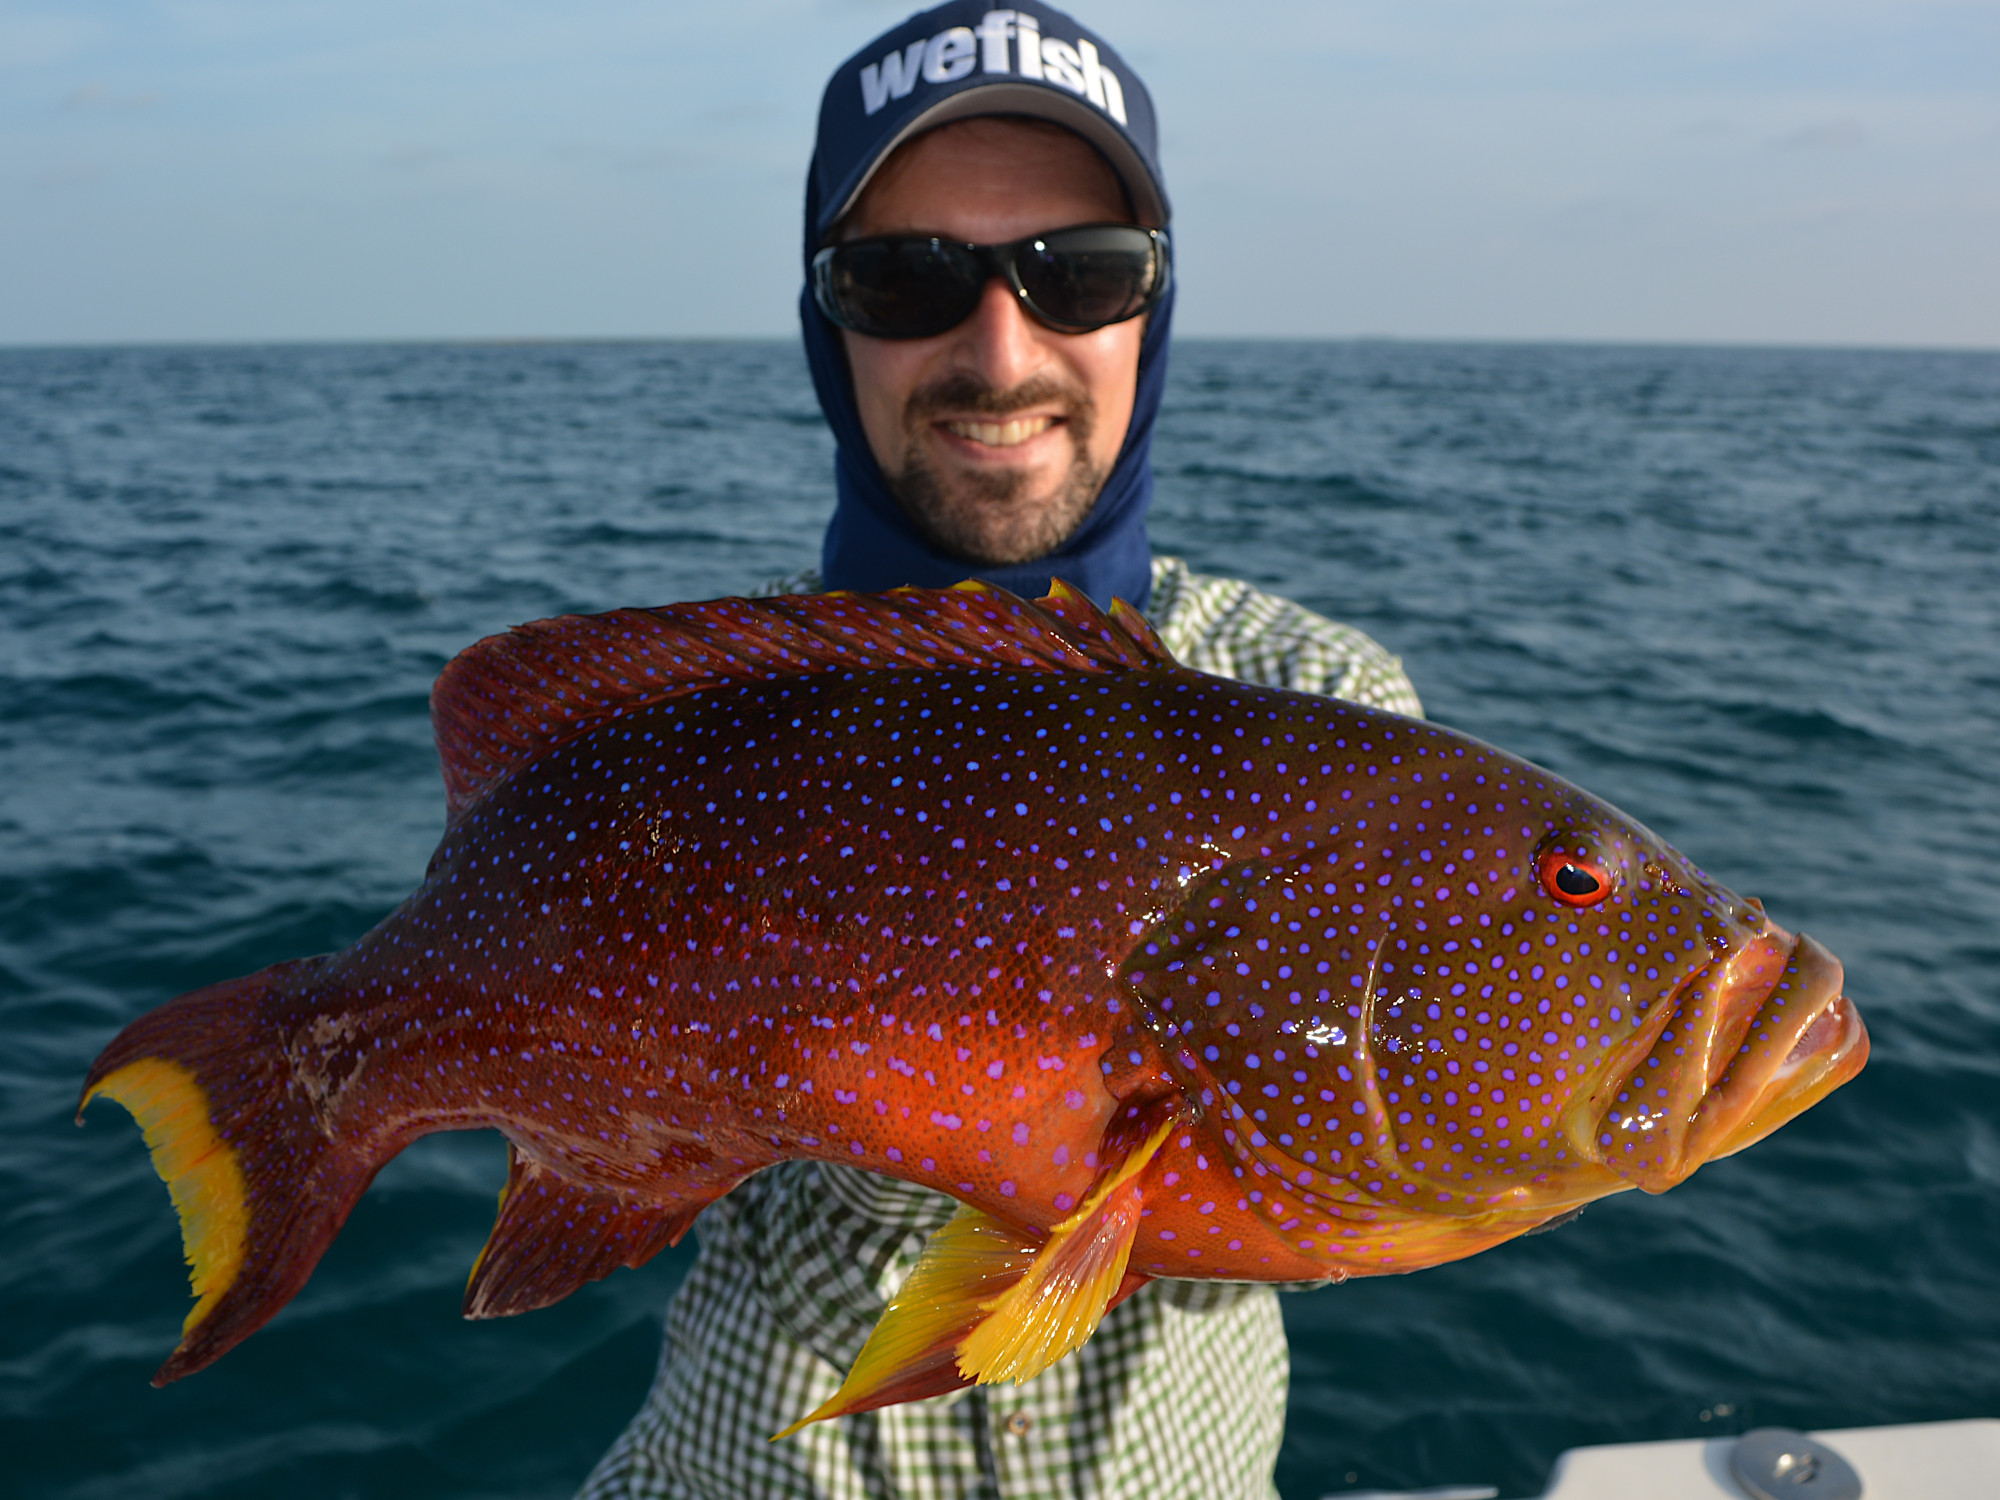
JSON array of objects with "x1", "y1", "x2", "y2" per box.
[{"x1": 821, "y1": 82, "x2": 1169, "y2": 241}]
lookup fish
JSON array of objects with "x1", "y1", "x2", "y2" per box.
[{"x1": 79, "y1": 582, "x2": 1868, "y2": 1434}]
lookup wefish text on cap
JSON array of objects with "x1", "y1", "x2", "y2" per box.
[
  {"x1": 809, "y1": 2, "x2": 1169, "y2": 245},
  {"x1": 858, "y1": 11, "x2": 1127, "y2": 123}
]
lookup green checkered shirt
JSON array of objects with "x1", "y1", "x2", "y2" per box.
[{"x1": 577, "y1": 557, "x2": 1421, "y2": 1500}]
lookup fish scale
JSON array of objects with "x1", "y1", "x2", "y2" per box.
[{"x1": 77, "y1": 582, "x2": 1866, "y2": 1432}]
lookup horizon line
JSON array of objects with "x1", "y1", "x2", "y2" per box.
[{"x1": 3, "y1": 333, "x2": 1995, "y2": 357}]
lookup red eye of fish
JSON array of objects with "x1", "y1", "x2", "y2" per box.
[{"x1": 1537, "y1": 846, "x2": 1614, "y2": 908}]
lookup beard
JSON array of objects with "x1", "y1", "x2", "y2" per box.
[{"x1": 887, "y1": 371, "x2": 1109, "y2": 566}]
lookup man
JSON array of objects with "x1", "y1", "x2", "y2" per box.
[{"x1": 580, "y1": 5, "x2": 1419, "y2": 1496}]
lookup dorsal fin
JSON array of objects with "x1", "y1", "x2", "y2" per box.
[
  {"x1": 1026, "y1": 579, "x2": 1177, "y2": 671},
  {"x1": 430, "y1": 583, "x2": 1175, "y2": 820}
]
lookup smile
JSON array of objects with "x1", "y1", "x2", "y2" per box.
[{"x1": 941, "y1": 416, "x2": 1056, "y2": 447}]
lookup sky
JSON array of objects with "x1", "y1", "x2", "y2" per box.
[{"x1": 2, "y1": 0, "x2": 1996, "y2": 347}]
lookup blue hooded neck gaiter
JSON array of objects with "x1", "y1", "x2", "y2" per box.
[
  {"x1": 802, "y1": 281, "x2": 1172, "y2": 614},
  {"x1": 801, "y1": 1, "x2": 1172, "y2": 613}
]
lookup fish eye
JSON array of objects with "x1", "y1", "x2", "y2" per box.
[{"x1": 1536, "y1": 841, "x2": 1615, "y2": 908}]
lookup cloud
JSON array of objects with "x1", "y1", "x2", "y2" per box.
[
  {"x1": 0, "y1": 11, "x2": 109, "y2": 71},
  {"x1": 62, "y1": 82, "x2": 164, "y2": 111},
  {"x1": 700, "y1": 102, "x2": 786, "y2": 128},
  {"x1": 29, "y1": 160, "x2": 111, "y2": 189},
  {"x1": 379, "y1": 146, "x2": 450, "y2": 171},
  {"x1": 551, "y1": 143, "x2": 711, "y2": 175},
  {"x1": 1775, "y1": 119, "x2": 1868, "y2": 151}
]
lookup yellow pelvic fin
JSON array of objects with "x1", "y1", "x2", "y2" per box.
[
  {"x1": 771, "y1": 1206, "x2": 1042, "y2": 1440},
  {"x1": 954, "y1": 1114, "x2": 1175, "y2": 1386},
  {"x1": 771, "y1": 1114, "x2": 1179, "y2": 1441},
  {"x1": 83, "y1": 1058, "x2": 249, "y2": 1336}
]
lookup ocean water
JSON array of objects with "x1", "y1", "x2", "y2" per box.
[{"x1": 2, "y1": 339, "x2": 1995, "y2": 1500}]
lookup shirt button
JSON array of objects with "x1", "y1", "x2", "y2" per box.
[{"x1": 1003, "y1": 1411, "x2": 1034, "y2": 1437}]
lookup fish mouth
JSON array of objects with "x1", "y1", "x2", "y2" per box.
[
  {"x1": 1687, "y1": 937, "x2": 1868, "y2": 1166},
  {"x1": 1582, "y1": 929, "x2": 1868, "y2": 1193}
]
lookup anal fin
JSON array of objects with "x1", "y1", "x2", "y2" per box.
[
  {"x1": 774, "y1": 1107, "x2": 1178, "y2": 1439},
  {"x1": 463, "y1": 1146, "x2": 713, "y2": 1319}
]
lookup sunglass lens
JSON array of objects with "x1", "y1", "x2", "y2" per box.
[
  {"x1": 827, "y1": 240, "x2": 981, "y2": 338},
  {"x1": 1016, "y1": 228, "x2": 1158, "y2": 330}
]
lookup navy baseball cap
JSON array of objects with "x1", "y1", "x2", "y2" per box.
[{"x1": 808, "y1": 2, "x2": 1170, "y2": 246}]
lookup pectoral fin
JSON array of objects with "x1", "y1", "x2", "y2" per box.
[
  {"x1": 770, "y1": 1204, "x2": 1043, "y2": 1439},
  {"x1": 953, "y1": 1112, "x2": 1175, "y2": 1385},
  {"x1": 774, "y1": 1110, "x2": 1179, "y2": 1439}
]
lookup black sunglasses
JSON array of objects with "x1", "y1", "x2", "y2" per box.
[{"x1": 811, "y1": 223, "x2": 1170, "y2": 340}]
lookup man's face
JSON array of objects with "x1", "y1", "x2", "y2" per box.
[{"x1": 839, "y1": 118, "x2": 1146, "y2": 567}]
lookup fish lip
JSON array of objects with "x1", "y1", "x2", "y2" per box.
[
  {"x1": 1591, "y1": 931, "x2": 1867, "y2": 1190},
  {"x1": 1689, "y1": 946, "x2": 1868, "y2": 1164}
]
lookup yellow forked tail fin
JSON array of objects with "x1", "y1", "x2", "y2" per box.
[
  {"x1": 79, "y1": 961, "x2": 385, "y2": 1386},
  {"x1": 83, "y1": 1057, "x2": 250, "y2": 1336}
]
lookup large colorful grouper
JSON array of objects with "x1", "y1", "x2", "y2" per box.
[{"x1": 80, "y1": 584, "x2": 1867, "y2": 1433}]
